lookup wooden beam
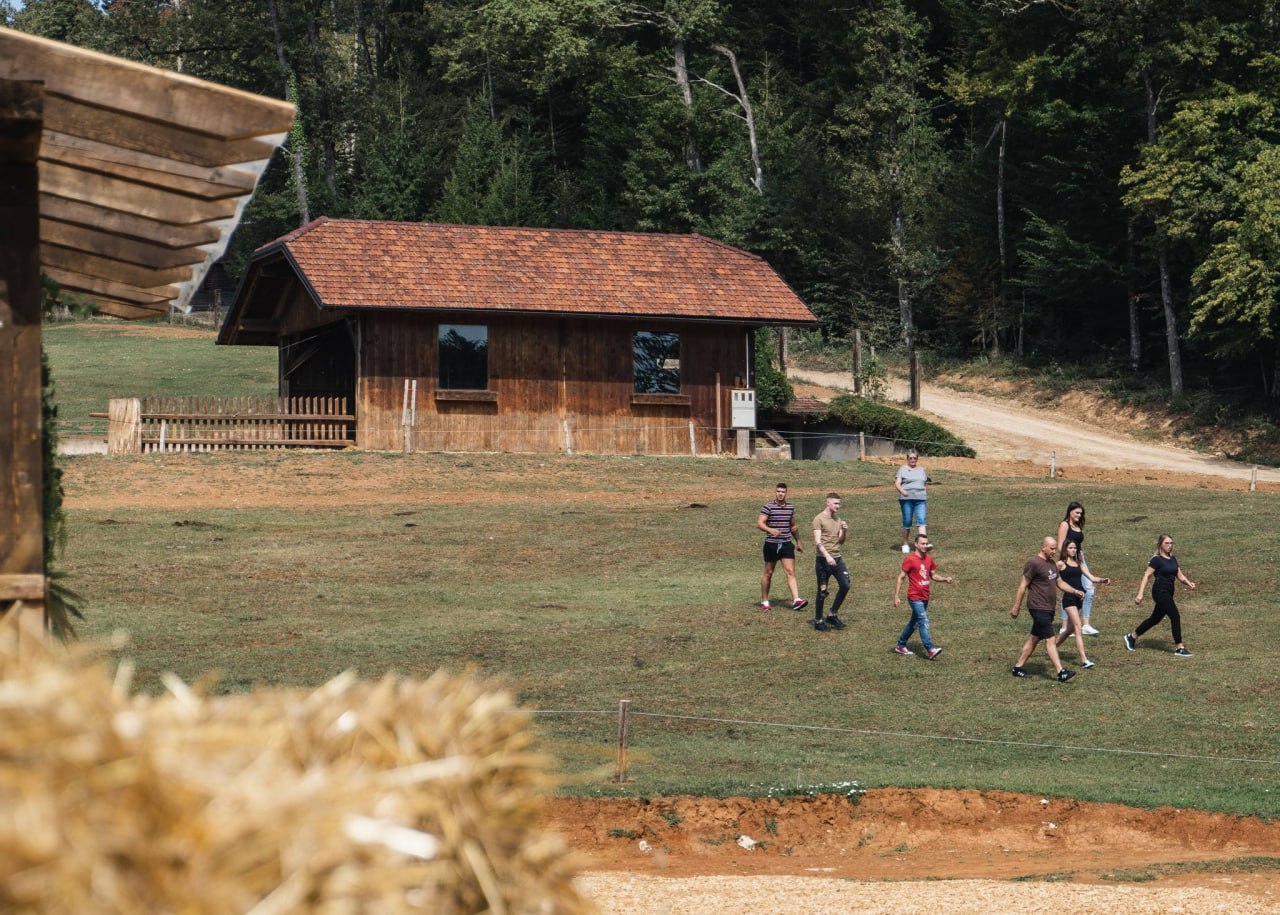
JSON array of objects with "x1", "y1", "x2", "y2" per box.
[
  {"x1": 0, "y1": 27, "x2": 295, "y2": 141},
  {"x1": 43, "y1": 94, "x2": 280, "y2": 169},
  {"x1": 89, "y1": 298, "x2": 168, "y2": 320},
  {"x1": 42, "y1": 140, "x2": 250, "y2": 201},
  {"x1": 41, "y1": 196, "x2": 222, "y2": 248},
  {"x1": 41, "y1": 244, "x2": 195, "y2": 288},
  {"x1": 0, "y1": 574, "x2": 45, "y2": 601},
  {"x1": 41, "y1": 161, "x2": 240, "y2": 225},
  {"x1": 43, "y1": 130, "x2": 259, "y2": 193},
  {"x1": 44, "y1": 266, "x2": 176, "y2": 306},
  {"x1": 41, "y1": 219, "x2": 207, "y2": 269},
  {"x1": 0, "y1": 79, "x2": 45, "y2": 627}
]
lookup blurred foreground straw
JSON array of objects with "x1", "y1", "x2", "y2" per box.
[{"x1": 0, "y1": 615, "x2": 589, "y2": 914}]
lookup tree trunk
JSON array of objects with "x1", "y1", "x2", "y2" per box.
[
  {"x1": 305, "y1": 0, "x2": 339, "y2": 203},
  {"x1": 1144, "y1": 68, "x2": 1182, "y2": 398},
  {"x1": 1126, "y1": 216, "x2": 1141, "y2": 371},
  {"x1": 268, "y1": 0, "x2": 310, "y2": 225},
  {"x1": 993, "y1": 117, "x2": 1005, "y2": 358},
  {"x1": 672, "y1": 38, "x2": 702, "y2": 173},
  {"x1": 714, "y1": 45, "x2": 763, "y2": 194},
  {"x1": 892, "y1": 200, "x2": 913, "y2": 352}
]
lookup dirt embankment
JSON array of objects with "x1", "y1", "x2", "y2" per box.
[{"x1": 556, "y1": 788, "x2": 1280, "y2": 913}]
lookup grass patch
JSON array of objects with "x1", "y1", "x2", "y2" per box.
[
  {"x1": 57, "y1": 451, "x2": 1280, "y2": 817},
  {"x1": 42, "y1": 320, "x2": 275, "y2": 438},
  {"x1": 1100, "y1": 857, "x2": 1280, "y2": 882}
]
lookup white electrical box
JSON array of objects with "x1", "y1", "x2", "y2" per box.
[{"x1": 731, "y1": 389, "x2": 756, "y2": 429}]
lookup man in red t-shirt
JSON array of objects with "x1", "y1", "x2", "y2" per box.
[{"x1": 893, "y1": 534, "x2": 954, "y2": 658}]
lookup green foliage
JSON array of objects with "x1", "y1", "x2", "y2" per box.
[
  {"x1": 752, "y1": 330, "x2": 793, "y2": 412},
  {"x1": 817, "y1": 394, "x2": 975, "y2": 457}
]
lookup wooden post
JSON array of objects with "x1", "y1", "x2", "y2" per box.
[
  {"x1": 401, "y1": 379, "x2": 411, "y2": 453},
  {"x1": 736, "y1": 428, "x2": 751, "y2": 459},
  {"x1": 0, "y1": 80, "x2": 46, "y2": 635},
  {"x1": 714, "y1": 372, "x2": 722, "y2": 455},
  {"x1": 107, "y1": 397, "x2": 142, "y2": 454},
  {"x1": 778, "y1": 326, "x2": 788, "y2": 371},
  {"x1": 612, "y1": 699, "x2": 632, "y2": 783},
  {"x1": 852, "y1": 329, "x2": 863, "y2": 395},
  {"x1": 1250, "y1": 466, "x2": 1258, "y2": 492},
  {"x1": 909, "y1": 348, "x2": 921, "y2": 409},
  {"x1": 1050, "y1": 450, "x2": 1056, "y2": 479},
  {"x1": 688, "y1": 421, "x2": 696, "y2": 456},
  {"x1": 859, "y1": 431, "x2": 866, "y2": 461}
]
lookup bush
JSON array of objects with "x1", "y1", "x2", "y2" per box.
[
  {"x1": 813, "y1": 394, "x2": 976, "y2": 457},
  {"x1": 753, "y1": 330, "x2": 793, "y2": 413}
]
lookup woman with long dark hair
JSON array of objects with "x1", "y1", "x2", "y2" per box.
[
  {"x1": 1126, "y1": 534, "x2": 1197, "y2": 657},
  {"x1": 1056, "y1": 501, "x2": 1101, "y2": 634},
  {"x1": 1053, "y1": 539, "x2": 1107, "y2": 669}
]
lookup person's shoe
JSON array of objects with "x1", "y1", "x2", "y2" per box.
[
  {"x1": 1011, "y1": 666, "x2": 1028, "y2": 678},
  {"x1": 901, "y1": 543, "x2": 912, "y2": 554},
  {"x1": 813, "y1": 619, "x2": 830, "y2": 632},
  {"x1": 1082, "y1": 624, "x2": 1100, "y2": 635},
  {"x1": 1057, "y1": 668, "x2": 1076, "y2": 682},
  {"x1": 1081, "y1": 659, "x2": 1096, "y2": 669},
  {"x1": 759, "y1": 601, "x2": 771, "y2": 610},
  {"x1": 1173, "y1": 646, "x2": 1193, "y2": 657},
  {"x1": 894, "y1": 645, "x2": 914, "y2": 656},
  {"x1": 926, "y1": 647, "x2": 943, "y2": 660},
  {"x1": 825, "y1": 615, "x2": 846, "y2": 630},
  {"x1": 792, "y1": 597, "x2": 809, "y2": 611},
  {"x1": 1123, "y1": 633, "x2": 1136, "y2": 652},
  {"x1": 1058, "y1": 628, "x2": 1068, "y2": 639}
]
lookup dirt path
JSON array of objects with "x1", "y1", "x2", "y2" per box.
[{"x1": 788, "y1": 367, "x2": 1280, "y2": 486}]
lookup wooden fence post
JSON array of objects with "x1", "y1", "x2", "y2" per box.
[
  {"x1": 0, "y1": 79, "x2": 46, "y2": 637},
  {"x1": 909, "y1": 348, "x2": 921, "y2": 409},
  {"x1": 612, "y1": 699, "x2": 632, "y2": 783},
  {"x1": 107, "y1": 398, "x2": 142, "y2": 454}
]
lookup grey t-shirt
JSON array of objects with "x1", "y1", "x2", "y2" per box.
[{"x1": 896, "y1": 465, "x2": 928, "y2": 500}]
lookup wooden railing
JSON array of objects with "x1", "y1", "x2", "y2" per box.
[{"x1": 107, "y1": 397, "x2": 354, "y2": 454}]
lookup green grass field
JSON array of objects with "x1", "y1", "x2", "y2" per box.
[{"x1": 44, "y1": 321, "x2": 1280, "y2": 817}]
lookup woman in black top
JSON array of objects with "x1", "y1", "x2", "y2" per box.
[
  {"x1": 1056, "y1": 502, "x2": 1100, "y2": 634},
  {"x1": 1054, "y1": 540, "x2": 1107, "y2": 668},
  {"x1": 1126, "y1": 534, "x2": 1197, "y2": 657}
]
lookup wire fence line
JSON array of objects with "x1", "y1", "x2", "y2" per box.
[{"x1": 530, "y1": 705, "x2": 1279, "y2": 767}]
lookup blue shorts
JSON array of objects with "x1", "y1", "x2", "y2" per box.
[{"x1": 899, "y1": 499, "x2": 927, "y2": 528}]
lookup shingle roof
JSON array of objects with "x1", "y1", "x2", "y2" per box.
[{"x1": 264, "y1": 217, "x2": 817, "y2": 325}]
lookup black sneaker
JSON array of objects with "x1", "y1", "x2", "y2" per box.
[
  {"x1": 1011, "y1": 666, "x2": 1028, "y2": 678},
  {"x1": 1057, "y1": 668, "x2": 1076, "y2": 682},
  {"x1": 825, "y1": 615, "x2": 847, "y2": 630},
  {"x1": 1173, "y1": 646, "x2": 1193, "y2": 657},
  {"x1": 1123, "y1": 633, "x2": 1136, "y2": 652},
  {"x1": 813, "y1": 619, "x2": 830, "y2": 632}
]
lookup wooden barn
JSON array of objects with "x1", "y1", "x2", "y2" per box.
[{"x1": 217, "y1": 219, "x2": 818, "y2": 455}]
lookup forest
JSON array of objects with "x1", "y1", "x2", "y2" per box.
[{"x1": 9, "y1": 0, "x2": 1280, "y2": 409}]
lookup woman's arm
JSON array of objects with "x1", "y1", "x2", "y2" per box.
[
  {"x1": 1134, "y1": 566, "x2": 1154, "y2": 603},
  {"x1": 1056, "y1": 520, "x2": 1069, "y2": 557},
  {"x1": 894, "y1": 471, "x2": 908, "y2": 498},
  {"x1": 1177, "y1": 569, "x2": 1197, "y2": 590}
]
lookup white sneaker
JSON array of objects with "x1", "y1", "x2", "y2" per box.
[
  {"x1": 1082, "y1": 624, "x2": 1100, "y2": 635},
  {"x1": 901, "y1": 544, "x2": 911, "y2": 554}
]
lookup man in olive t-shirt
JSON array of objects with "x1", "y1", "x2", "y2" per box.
[{"x1": 1009, "y1": 536, "x2": 1086, "y2": 681}]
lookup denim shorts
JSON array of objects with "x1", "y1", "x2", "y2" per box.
[{"x1": 899, "y1": 499, "x2": 927, "y2": 528}]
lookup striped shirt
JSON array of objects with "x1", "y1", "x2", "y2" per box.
[{"x1": 760, "y1": 501, "x2": 795, "y2": 544}]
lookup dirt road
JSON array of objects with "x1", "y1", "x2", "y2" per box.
[{"x1": 788, "y1": 367, "x2": 1280, "y2": 486}]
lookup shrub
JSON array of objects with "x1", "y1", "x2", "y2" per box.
[{"x1": 813, "y1": 394, "x2": 976, "y2": 457}]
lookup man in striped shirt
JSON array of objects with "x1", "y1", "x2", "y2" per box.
[{"x1": 757, "y1": 483, "x2": 808, "y2": 611}]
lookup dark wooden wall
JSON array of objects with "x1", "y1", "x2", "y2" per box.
[
  {"x1": 0, "y1": 80, "x2": 46, "y2": 626},
  {"x1": 354, "y1": 311, "x2": 751, "y2": 454}
]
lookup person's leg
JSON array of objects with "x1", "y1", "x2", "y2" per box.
[
  {"x1": 915, "y1": 500, "x2": 927, "y2": 539},
  {"x1": 780, "y1": 556, "x2": 801, "y2": 602},
  {"x1": 815, "y1": 557, "x2": 830, "y2": 623},
  {"x1": 1080, "y1": 575, "x2": 1096, "y2": 629},
  {"x1": 760, "y1": 544, "x2": 776, "y2": 606},
  {"x1": 898, "y1": 611, "x2": 918, "y2": 647},
  {"x1": 1044, "y1": 635, "x2": 1066, "y2": 673},
  {"x1": 1058, "y1": 606, "x2": 1087, "y2": 663},
  {"x1": 1133, "y1": 603, "x2": 1167, "y2": 638},
  {"x1": 1159, "y1": 591, "x2": 1183, "y2": 645},
  {"x1": 900, "y1": 500, "x2": 912, "y2": 548},
  {"x1": 1014, "y1": 635, "x2": 1038, "y2": 668},
  {"x1": 911, "y1": 599, "x2": 934, "y2": 652},
  {"x1": 828, "y1": 559, "x2": 851, "y2": 615}
]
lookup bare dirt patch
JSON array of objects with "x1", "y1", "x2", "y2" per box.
[{"x1": 554, "y1": 789, "x2": 1280, "y2": 912}]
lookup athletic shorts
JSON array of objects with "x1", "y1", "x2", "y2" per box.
[
  {"x1": 763, "y1": 541, "x2": 795, "y2": 563},
  {"x1": 1029, "y1": 608, "x2": 1055, "y2": 639}
]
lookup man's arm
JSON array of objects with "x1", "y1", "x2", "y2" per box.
[
  {"x1": 1056, "y1": 576, "x2": 1085, "y2": 599},
  {"x1": 893, "y1": 569, "x2": 907, "y2": 607},
  {"x1": 1010, "y1": 576, "x2": 1029, "y2": 618},
  {"x1": 757, "y1": 510, "x2": 775, "y2": 536}
]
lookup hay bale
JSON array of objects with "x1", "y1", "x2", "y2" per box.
[{"x1": 0, "y1": 624, "x2": 588, "y2": 914}]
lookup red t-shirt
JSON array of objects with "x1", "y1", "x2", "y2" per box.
[{"x1": 901, "y1": 553, "x2": 936, "y2": 601}]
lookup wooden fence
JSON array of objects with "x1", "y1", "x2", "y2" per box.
[{"x1": 107, "y1": 397, "x2": 354, "y2": 454}]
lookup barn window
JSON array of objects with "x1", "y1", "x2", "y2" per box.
[
  {"x1": 439, "y1": 324, "x2": 488, "y2": 390},
  {"x1": 633, "y1": 331, "x2": 680, "y2": 394}
]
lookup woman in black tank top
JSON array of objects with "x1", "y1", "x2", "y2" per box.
[
  {"x1": 1053, "y1": 540, "x2": 1106, "y2": 669},
  {"x1": 1057, "y1": 502, "x2": 1101, "y2": 634}
]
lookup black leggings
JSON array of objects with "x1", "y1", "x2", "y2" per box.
[{"x1": 1135, "y1": 586, "x2": 1182, "y2": 643}]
